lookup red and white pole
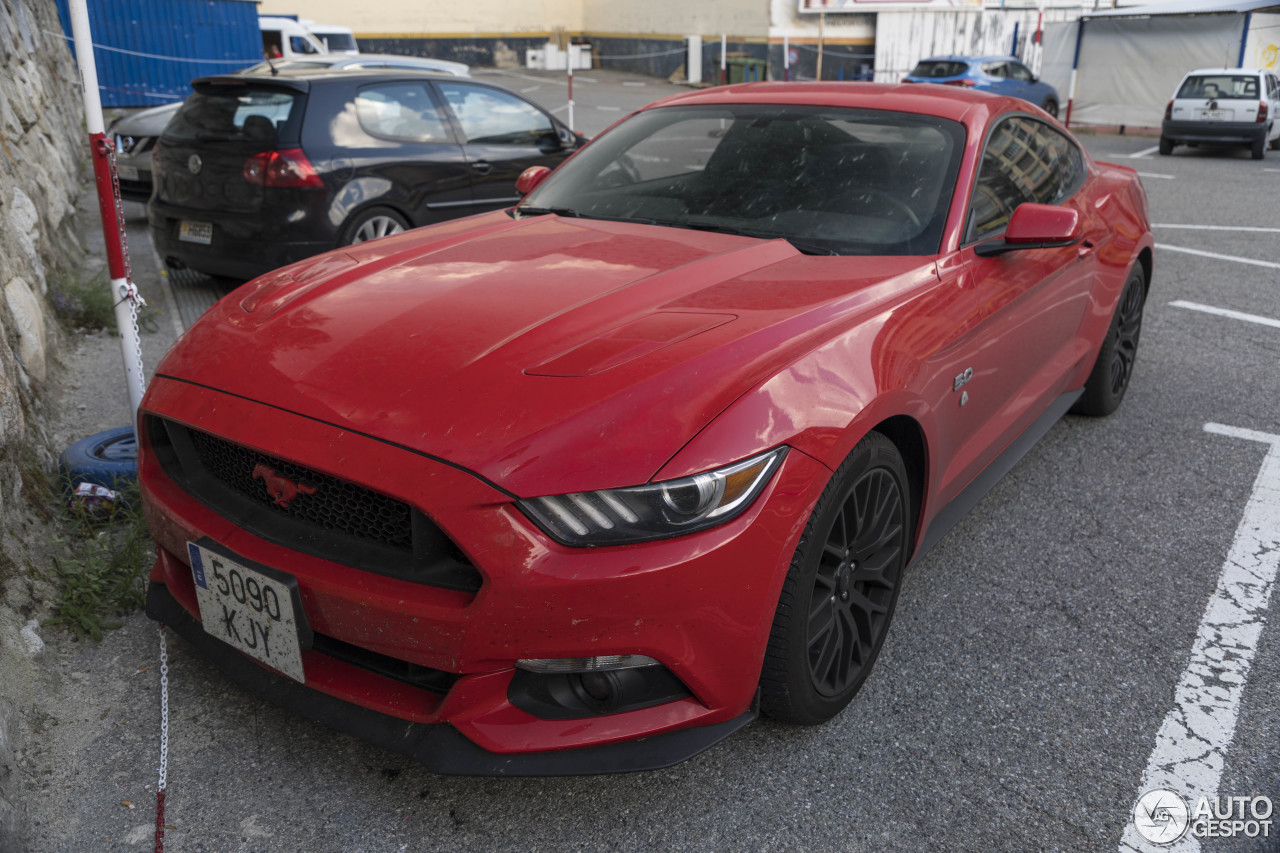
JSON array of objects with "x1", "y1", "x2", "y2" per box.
[
  {"x1": 66, "y1": 0, "x2": 146, "y2": 431},
  {"x1": 567, "y1": 44, "x2": 575, "y2": 132}
]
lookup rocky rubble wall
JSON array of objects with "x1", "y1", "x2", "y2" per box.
[{"x1": 0, "y1": 0, "x2": 88, "y2": 848}]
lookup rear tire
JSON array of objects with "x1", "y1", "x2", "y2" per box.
[
  {"x1": 1071, "y1": 264, "x2": 1146, "y2": 417},
  {"x1": 1158, "y1": 136, "x2": 1173, "y2": 156},
  {"x1": 759, "y1": 432, "x2": 911, "y2": 725},
  {"x1": 1252, "y1": 136, "x2": 1266, "y2": 160},
  {"x1": 1269, "y1": 127, "x2": 1280, "y2": 150},
  {"x1": 340, "y1": 207, "x2": 409, "y2": 246}
]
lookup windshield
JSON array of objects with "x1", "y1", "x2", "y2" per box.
[
  {"x1": 1176, "y1": 74, "x2": 1260, "y2": 100},
  {"x1": 518, "y1": 104, "x2": 965, "y2": 255}
]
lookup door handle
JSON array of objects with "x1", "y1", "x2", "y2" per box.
[{"x1": 471, "y1": 160, "x2": 493, "y2": 176}]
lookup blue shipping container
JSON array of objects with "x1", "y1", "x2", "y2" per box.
[{"x1": 54, "y1": 0, "x2": 262, "y2": 107}]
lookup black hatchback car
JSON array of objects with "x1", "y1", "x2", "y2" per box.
[{"x1": 150, "y1": 71, "x2": 584, "y2": 281}]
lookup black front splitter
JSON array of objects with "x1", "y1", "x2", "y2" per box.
[{"x1": 145, "y1": 582, "x2": 755, "y2": 776}]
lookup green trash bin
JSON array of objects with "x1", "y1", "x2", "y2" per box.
[{"x1": 726, "y1": 56, "x2": 767, "y2": 84}]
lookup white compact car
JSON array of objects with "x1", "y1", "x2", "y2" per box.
[{"x1": 1161, "y1": 67, "x2": 1280, "y2": 159}]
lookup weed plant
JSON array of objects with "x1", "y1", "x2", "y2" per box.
[
  {"x1": 48, "y1": 270, "x2": 158, "y2": 334},
  {"x1": 48, "y1": 479, "x2": 151, "y2": 641}
]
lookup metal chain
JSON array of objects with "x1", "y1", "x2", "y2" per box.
[
  {"x1": 154, "y1": 627, "x2": 170, "y2": 853},
  {"x1": 103, "y1": 135, "x2": 148, "y2": 404}
]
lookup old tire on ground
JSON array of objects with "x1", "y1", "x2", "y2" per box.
[
  {"x1": 59, "y1": 426, "x2": 138, "y2": 492},
  {"x1": 759, "y1": 432, "x2": 911, "y2": 725},
  {"x1": 341, "y1": 207, "x2": 409, "y2": 246},
  {"x1": 1071, "y1": 264, "x2": 1146, "y2": 417}
]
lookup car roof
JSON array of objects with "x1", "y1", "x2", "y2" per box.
[
  {"x1": 1184, "y1": 67, "x2": 1269, "y2": 75},
  {"x1": 919, "y1": 55, "x2": 1021, "y2": 63},
  {"x1": 639, "y1": 82, "x2": 1001, "y2": 124}
]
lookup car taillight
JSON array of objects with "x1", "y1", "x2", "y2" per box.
[
  {"x1": 943, "y1": 79, "x2": 976, "y2": 87},
  {"x1": 242, "y1": 148, "x2": 324, "y2": 188},
  {"x1": 1163, "y1": 100, "x2": 1173, "y2": 121},
  {"x1": 1258, "y1": 100, "x2": 1269, "y2": 123}
]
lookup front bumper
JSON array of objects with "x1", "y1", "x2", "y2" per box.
[
  {"x1": 1162, "y1": 118, "x2": 1268, "y2": 145},
  {"x1": 139, "y1": 375, "x2": 829, "y2": 773},
  {"x1": 147, "y1": 581, "x2": 756, "y2": 775}
]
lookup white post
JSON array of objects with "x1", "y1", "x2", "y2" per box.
[
  {"x1": 784, "y1": 35, "x2": 790, "y2": 81},
  {"x1": 721, "y1": 33, "x2": 727, "y2": 85},
  {"x1": 686, "y1": 35, "x2": 702, "y2": 85},
  {"x1": 68, "y1": 0, "x2": 146, "y2": 432}
]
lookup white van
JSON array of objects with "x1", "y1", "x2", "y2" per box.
[
  {"x1": 303, "y1": 22, "x2": 359, "y2": 55},
  {"x1": 259, "y1": 17, "x2": 327, "y2": 60}
]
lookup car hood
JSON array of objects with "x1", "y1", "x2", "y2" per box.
[
  {"x1": 156, "y1": 213, "x2": 932, "y2": 495},
  {"x1": 110, "y1": 102, "x2": 182, "y2": 137}
]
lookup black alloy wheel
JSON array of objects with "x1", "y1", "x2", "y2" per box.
[
  {"x1": 1071, "y1": 264, "x2": 1146, "y2": 416},
  {"x1": 1043, "y1": 98, "x2": 1059, "y2": 119},
  {"x1": 760, "y1": 432, "x2": 911, "y2": 725}
]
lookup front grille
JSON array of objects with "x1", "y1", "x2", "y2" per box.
[
  {"x1": 147, "y1": 415, "x2": 482, "y2": 593},
  {"x1": 186, "y1": 428, "x2": 414, "y2": 551}
]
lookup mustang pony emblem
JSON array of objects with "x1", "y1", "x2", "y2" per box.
[{"x1": 251, "y1": 464, "x2": 316, "y2": 508}]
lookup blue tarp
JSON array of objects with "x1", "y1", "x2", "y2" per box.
[{"x1": 54, "y1": 0, "x2": 262, "y2": 107}]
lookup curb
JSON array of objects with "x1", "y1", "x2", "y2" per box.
[{"x1": 0, "y1": 694, "x2": 25, "y2": 852}]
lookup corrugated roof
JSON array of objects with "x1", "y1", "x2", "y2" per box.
[{"x1": 1085, "y1": 0, "x2": 1280, "y2": 18}]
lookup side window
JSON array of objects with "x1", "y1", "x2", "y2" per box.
[
  {"x1": 1008, "y1": 62, "x2": 1034, "y2": 82},
  {"x1": 355, "y1": 83, "x2": 451, "y2": 143},
  {"x1": 967, "y1": 117, "x2": 1086, "y2": 242},
  {"x1": 982, "y1": 62, "x2": 1007, "y2": 78},
  {"x1": 438, "y1": 82, "x2": 554, "y2": 145}
]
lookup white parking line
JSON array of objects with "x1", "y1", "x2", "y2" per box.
[
  {"x1": 1155, "y1": 243, "x2": 1280, "y2": 270},
  {"x1": 520, "y1": 85, "x2": 541, "y2": 93},
  {"x1": 1136, "y1": 172, "x2": 1176, "y2": 180},
  {"x1": 1154, "y1": 224, "x2": 1280, "y2": 233},
  {"x1": 596, "y1": 106, "x2": 622, "y2": 112},
  {"x1": 1129, "y1": 145, "x2": 1161, "y2": 158},
  {"x1": 1169, "y1": 300, "x2": 1280, "y2": 329},
  {"x1": 1118, "y1": 424, "x2": 1280, "y2": 853},
  {"x1": 622, "y1": 81, "x2": 647, "y2": 86}
]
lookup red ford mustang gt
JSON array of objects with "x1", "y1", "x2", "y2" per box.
[{"x1": 140, "y1": 83, "x2": 1153, "y2": 775}]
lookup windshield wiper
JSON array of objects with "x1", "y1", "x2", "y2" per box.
[
  {"x1": 649, "y1": 219, "x2": 839, "y2": 255},
  {"x1": 515, "y1": 206, "x2": 583, "y2": 219}
]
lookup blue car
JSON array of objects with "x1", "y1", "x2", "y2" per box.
[{"x1": 904, "y1": 56, "x2": 1060, "y2": 118}]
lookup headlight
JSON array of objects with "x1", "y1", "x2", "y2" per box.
[{"x1": 518, "y1": 447, "x2": 788, "y2": 546}]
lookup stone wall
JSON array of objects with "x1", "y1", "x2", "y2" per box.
[{"x1": 0, "y1": 0, "x2": 88, "y2": 848}]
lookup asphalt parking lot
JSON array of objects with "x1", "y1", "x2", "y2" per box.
[{"x1": 22, "y1": 83, "x2": 1280, "y2": 852}]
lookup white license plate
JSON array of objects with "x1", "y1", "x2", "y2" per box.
[
  {"x1": 1198, "y1": 109, "x2": 1230, "y2": 120},
  {"x1": 116, "y1": 164, "x2": 139, "y2": 181},
  {"x1": 179, "y1": 219, "x2": 213, "y2": 245},
  {"x1": 187, "y1": 541, "x2": 307, "y2": 682}
]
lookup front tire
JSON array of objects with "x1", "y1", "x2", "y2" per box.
[
  {"x1": 340, "y1": 206, "x2": 409, "y2": 246},
  {"x1": 1042, "y1": 98, "x2": 1059, "y2": 119},
  {"x1": 759, "y1": 432, "x2": 911, "y2": 725},
  {"x1": 1071, "y1": 264, "x2": 1146, "y2": 417}
]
